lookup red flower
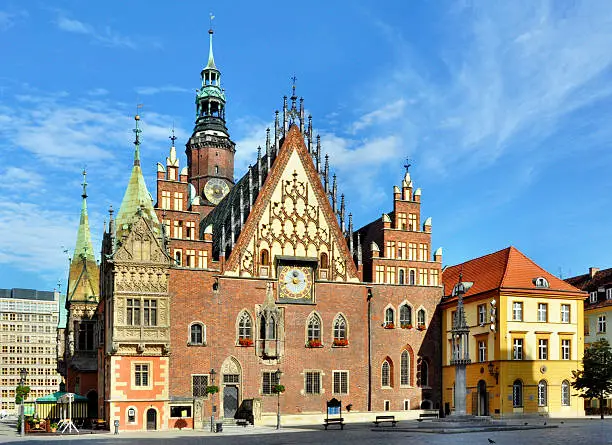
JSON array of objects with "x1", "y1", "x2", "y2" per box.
[
  {"x1": 307, "y1": 339, "x2": 322, "y2": 348},
  {"x1": 384, "y1": 323, "x2": 395, "y2": 329},
  {"x1": 333, "y1": 338, "x2": 349, "y2": 346},
  {"x1": 401, "y1": 323, "x2": 413, "y2": 329},
  {"x1": 238, "y1": 338, "x2": 253, "y2": 346}
]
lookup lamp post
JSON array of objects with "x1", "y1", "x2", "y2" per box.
[
  {"x1": 210, "y1": 368, "x2": 216, "y2": 433},
  {"x1": 275, "y1": 368, "x2": 282, "y2": 430},
  {"x1": 19, "y1": 368, "x2": 27, "y2": 436}
]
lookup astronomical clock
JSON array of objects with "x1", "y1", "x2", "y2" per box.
[
  {"x1": 277, "y1": 259, "x2": 316, "y2": 303},
  {"x1": 204, "y1": 178, "x2": 230, "y2": 205}
]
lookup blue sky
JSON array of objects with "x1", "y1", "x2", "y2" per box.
[{"x1": 1, "y1": 0, "x2": 611, "y2": 291}]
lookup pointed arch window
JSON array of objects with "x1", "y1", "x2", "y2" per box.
[
  {"x1": 307, "y1": 314, "x2": 321, "y2": 342},
  {"x1": 538, "y1": 380, "x2": 547, "y2": 406},
  {"x1": 401, "y1": 350, "x2": 410, "y2": 386},
  {"x1": 333, "y1": 315, "x2": 348, "y2": 346},
  {"x1": 238, "y1": 312, "x2": 252, "y2": 341},
  {"x1": 513, "y1": 380, "x2": 523, "y2": 407},
  {"x1": 260, "y1": 314, "x2": 277, "y2": 340},
  {"x1": 400, "y1": 305, "x2": 412, "y2": 328},
  {"x1": 417, "y1": 309, "x2": 426, "y2": 328},
  {"x1": 381, "y1": 360, "x2": 391, "y2": 387},
  {"x1": 419, "y1": 359, "x2": 429, "y2": 387},
  {"x1": 384, "y1": 307, "x2": 395, "y2": 328}
]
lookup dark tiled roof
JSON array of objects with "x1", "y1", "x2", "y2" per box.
[{"x1": 566, "y1": 267, "x2": 612, "y2": 307}]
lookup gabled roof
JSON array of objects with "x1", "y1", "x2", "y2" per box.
[{"x1": 442, "y1": 246, "x2": 584, "y2": 301}]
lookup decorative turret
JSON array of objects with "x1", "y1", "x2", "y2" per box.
[
  {"x1": 186, "y1": 22, "x2": 235, "y2": 208},
  {"x1": 194, "y1": 27, "x2": 227, "y2": 135},
  {"x1": 116, "y1": 114, "x2": 161, "y2": 241},
  {"x1": 67, "y1": 170, "x2": 99, "y2": 303}
]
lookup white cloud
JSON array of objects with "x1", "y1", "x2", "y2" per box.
[
  {"x1": 350, "y1": 99, "x2": 406, "y2": 133},
  {"x1": 54, "y1": 15, "x2": 158, "y2": 50},
  {"x1": 136, "y1": 85, "x2": 192, "y2": 96},
  {"x1": 0, "y1": 167, "x2": 43, "y2": 191},
  {"x1": 88, "y1": 88, "x2": 109, "y2": 97}
]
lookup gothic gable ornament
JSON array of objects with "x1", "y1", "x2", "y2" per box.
[
  {"x1": 225, "y1": 126, "x2": 358, "y2": 282},
  {"x1": 113, "y1": 215, "x2": 170, "y2": 265}
]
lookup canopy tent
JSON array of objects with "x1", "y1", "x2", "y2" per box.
[
  {"x1": 37, "y1": 392, "x2": 88, "y2": 403},
  {"x1": 32, "y1": 392, "x2": 88, "y2": 420}
]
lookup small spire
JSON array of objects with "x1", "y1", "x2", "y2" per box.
[
  {"x1": 133, "y1": 107, "x2": 143, "y2": 166},
  {"x1": 404, "y1": 157, "x2": 412, "y2": 173},
  {"x1": 206, "y1": 13, "x2": 217, "y2": 70},
  {"x1": 81, "y1": 169, "x2": 88, "y2": 199}
]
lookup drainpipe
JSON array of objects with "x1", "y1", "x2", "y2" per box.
[{"x1": 367, "y1": 287, "x2": 373, "y2": 411}]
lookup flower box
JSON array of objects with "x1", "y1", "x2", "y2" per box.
[
  {"x1": 417, "y1": 325, "x2": 426, "y2": 331},
  {"x1": 333, "y1": 338, "x2": 349, "y2": 347},
  {"x1": 384, "y1": 323, "x2": 395, "y2": 329},
  {"x1": 401, "y1": 324, "x2": 413, "y2": 329},
  {"x1": 306, "y1": 339, "x2": 322, "y2": 348},
  {"x1": 238, "y1": 338, "x2": 254, "y2": 347}
]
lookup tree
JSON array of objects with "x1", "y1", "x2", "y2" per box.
[
  {"x1": 572, "y1": 339, "x2": 612, "y2": 419},
  {"x1": 15, "y1": 385, "x2": 30, "y2": 405}
]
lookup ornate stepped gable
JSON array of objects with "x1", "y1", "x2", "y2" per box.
[{"x1": 202, "y1": 124, "x2": 358, "y2": 281}]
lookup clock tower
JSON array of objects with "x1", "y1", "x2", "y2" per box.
[{"x1": 186, "y1": 26, "x2": 235, "y2": 215}]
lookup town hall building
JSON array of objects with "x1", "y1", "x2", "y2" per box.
[{"x1": 61, "y1": 27, "x2": 443, "y2": 430}]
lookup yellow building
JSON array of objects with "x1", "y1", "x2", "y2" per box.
[{"x1": 441, "y1": 247, "x2": 586, "y2": 418}]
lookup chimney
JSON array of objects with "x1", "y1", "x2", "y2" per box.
[{"x1": 590, "y1": 267, "x2": 600, "y2": 278}]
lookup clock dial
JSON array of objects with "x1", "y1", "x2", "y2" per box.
[
  {"x1": 279, "y1": 265, "x2": 313, "y2": 300},
  {"x1": 204, "y1": 178, "x2": 230, "y2": 205}
]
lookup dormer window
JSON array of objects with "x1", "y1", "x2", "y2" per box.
[
  {"x1": 607, "y1": 289, "x2": 612, "y2": 300},
  {"x1": 533, "y1": 277, "x2": 549, "y2": 288},
  {"x1": 590, "y1": 292, "x2": 598, "y2": 304}
]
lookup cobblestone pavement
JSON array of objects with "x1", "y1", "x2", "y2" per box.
[{"x1": 1, "y1": 419, "x2": 612, "y2": 444}]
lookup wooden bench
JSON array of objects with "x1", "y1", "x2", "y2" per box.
[
  {"x1": 323, "y1": 417, "x2": 344, "y2": 430},
  {"x1": 419, "y1": 411, "x2": 439, "y2": 420},
  {"x1": 235, "y1": 419, "x2": 249, "y2": 427},
  {"x1": 373, "y1": 415, "x2": 397, "y2": 427}
]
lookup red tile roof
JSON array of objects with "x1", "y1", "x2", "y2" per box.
[{"x1": 442, "y1": 246, "x2": 585, "y2": 300}]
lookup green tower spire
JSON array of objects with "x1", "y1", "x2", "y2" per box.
[
  {"x1": 116, "y1": 113, "x2": 160, "y2": 237},
  {"x1": 73, "y1": 169, "x2": 96, "y2": 262}
]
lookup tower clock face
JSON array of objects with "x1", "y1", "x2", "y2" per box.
[
  {"x1": 204, "y1": 178, "x2": 230, "y2": 205},
  {"x1": 278, "y1": 265, "x2": 313, "y2": 301}
]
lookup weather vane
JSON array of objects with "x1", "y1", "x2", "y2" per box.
[
  {"x1": 404, "y1": 158, "x2": 412, "y2": 173},
  {"x1": 170, "y1": 122, "x2": 177, "y2": 146},
  {"x1": 209, "y1": 13, "x2": 215, "y2": 31},
  {"x1": 290, "y1": 75, "x2": 297, "y2": 97}
]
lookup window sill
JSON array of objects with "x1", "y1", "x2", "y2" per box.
[
  {"x1": 187, "y1": 342, "x2": 207, "y2": 347},
  {"x1": 305, "y1": 345, "x2": 324, "y2": 349},
  {"x1": 237, "y1": 343, "x2": 254, "y2": 347},
  {"x1": 331, "y1": 344, "x2": 349, "y2": 348}
]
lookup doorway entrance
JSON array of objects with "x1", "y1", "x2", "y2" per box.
[
  {"x1": 146, "y1": 408, "x2": 157, "y2": 430},
  {"x1": 477, "y1": 380, "x2": 489, "y2": 416},
  {"x1": 223, "y1": 386, "x2": 238, "y2": 418},
  {"x1": 86, "y1": 391, "x2": 98, "y2": 418}
]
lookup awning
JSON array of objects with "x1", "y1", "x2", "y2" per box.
[{"x1": 36, "y1": 392, "x2": 88, "y2": 403}]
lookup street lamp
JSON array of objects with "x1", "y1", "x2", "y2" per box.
[
  {"x1": 19, "y1": 368, "x2": 28, "y2": 436},
  {"x1": 210, "y1": 368, "x2": 216, "y2": 433},
  {"x1": 275, "y1": 368, "x2": 282, "y2": 430}
]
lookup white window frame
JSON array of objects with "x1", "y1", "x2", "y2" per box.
[
  {"x1": 538, "y1": 380, "x2": 547, "y2": 407},
  {"x1": 478, "y1": 340, "x2": 486, "y2": 362},
  {"x1": 561, "y1": 339, "x2": 571, "y2": 360},
  {"x1": 512, "y1": 302, "x2": 523, "y2": 321},
  {"x1": 513, "y1": 338, "x2": 524, "y2": 360},
  {"x1": 561, "y1": 304, "x2": 571, "y2": 323},
  {"x1": 590, "y1": 292, "x2": 598, "y2": 304},
  {"x1": 478, "y1": 304, "x2": 486, "y2": 325},
  {"x1": 332, "y1": 370, "x2": 349, "y2": 395},
  {"x1": 607, "y1": 289, "x2": 612, "y2": 300},
  {"x1": 537, "y1": 303, "x2": 547, "y2": 322},
  {"x1": 599, "y1": 315, "x2": 607, "y2": 333},
  {"x1": 538, "y1": 339, "x2": 548, "y2": 360},
  {"x1": 304, "y1": 370, "x2": 322, "y2": 395}
]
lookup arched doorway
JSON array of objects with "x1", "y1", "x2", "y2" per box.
[
  {"x1": 477, "y1": 380, "x2": 488, "y2": 416},
  {"x1": 86, "y1": 390, "x2": 98, "y2": 418},
  {"x1": 146, "y1": 408, "x2": 157, "y2": 430},
  {"x1": 220, "y1": 356, "x2": 242, "y2": 419}
]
